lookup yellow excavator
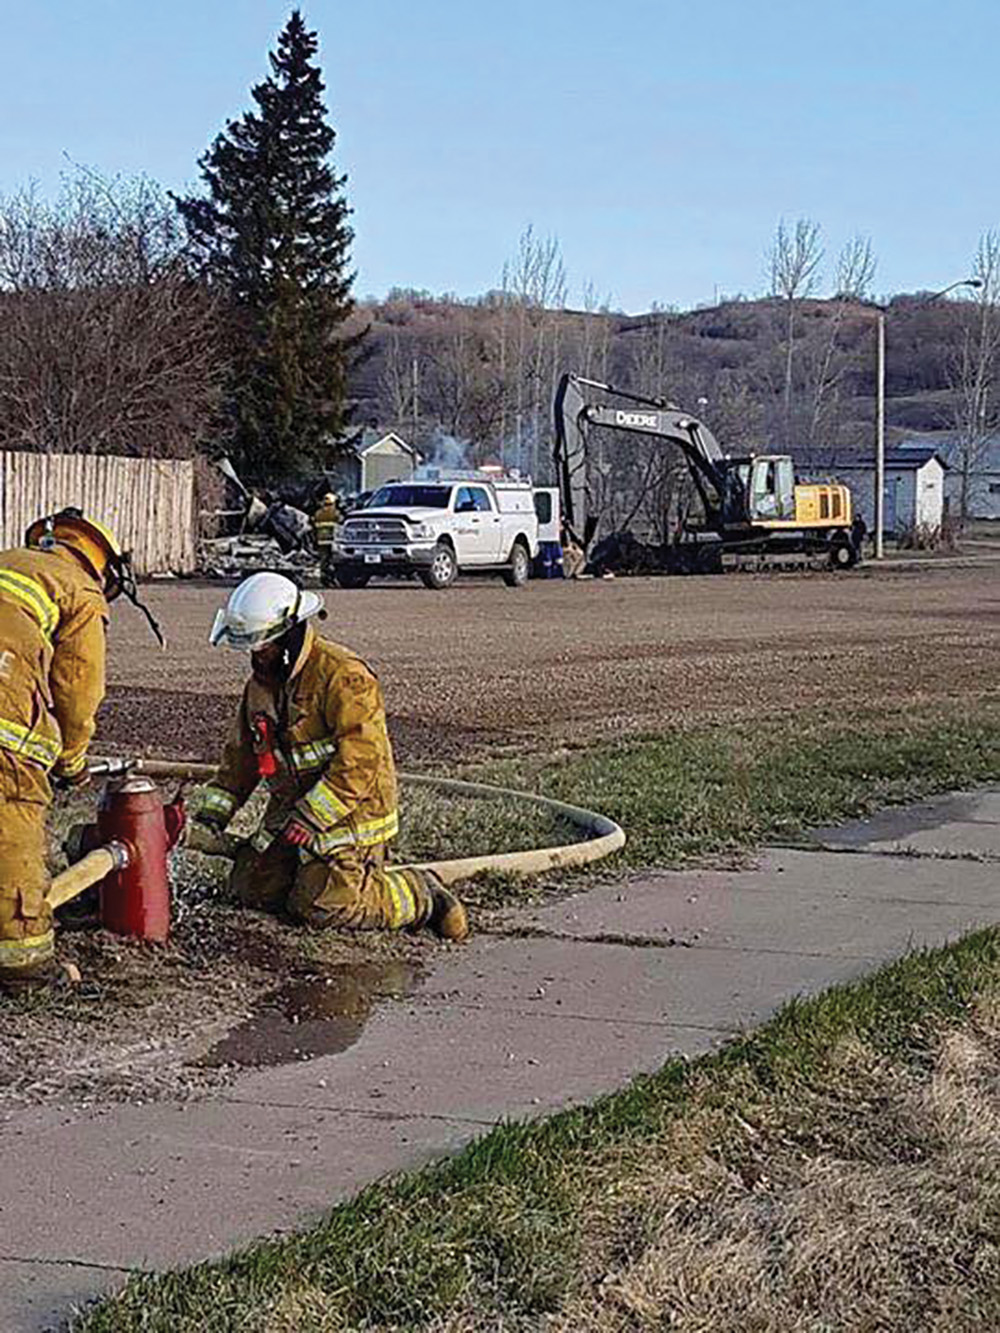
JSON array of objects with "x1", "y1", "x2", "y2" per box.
[{"x1": 554, "y1": 373, "x2": 862, "y2": 572}]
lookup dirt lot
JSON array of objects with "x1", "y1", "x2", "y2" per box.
[
  {"x1": 4, "y1": 561, "x2": 997, "y2": 1118},
  {"x1": 100, "y1": 562, "x2": 1000, "y2": 765}
]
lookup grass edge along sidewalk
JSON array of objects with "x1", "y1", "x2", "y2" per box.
[
  {"x1": 73, "y1": 928, "x2": 1000, "y2": 1331},
  {"x1": 453, "y1": 703, "x2": 1000, "y2": 885}
]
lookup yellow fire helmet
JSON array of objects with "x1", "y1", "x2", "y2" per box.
[
  {"x1": 25, "y1": 507, "x2": 165, "y2": 646},
  {"x1": 26, "y1": 508, "x2": 120, "y2": 584}
]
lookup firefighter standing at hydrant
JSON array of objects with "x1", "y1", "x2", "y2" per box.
[
  {"x1": 189, "y1": 573, "x2": 468, "y2": 940},
  {"x1": 0, "y1": 508, "x2": 164, "y2": 989}
]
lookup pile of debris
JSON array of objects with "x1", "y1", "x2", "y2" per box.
[
  {"x1": 198, "y1": 457, "x2": 320, "y2": 578},
  {"x1": 586, "y1": 531, "x2": 673, "y2": 577},
  {"x1": 198, "y1": 535, "x2": 319, "y2": 580}
]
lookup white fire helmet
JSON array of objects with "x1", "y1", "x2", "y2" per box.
[{"x1": 209, "y1": 572, "x2": 324, "y2": 651}]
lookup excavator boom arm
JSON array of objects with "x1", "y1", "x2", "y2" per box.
[{"x1": 553, "y1": 372, "x2": 731, "y2": 544}]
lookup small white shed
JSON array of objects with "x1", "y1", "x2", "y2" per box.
[
  {"x1": 898, "y1": 433, "x2": 1000, "y2": 521},
  {"x1": 834, "y1": 448, "x2": 948, "y2": 537},
  {"x1": 326, "y1": 428, "x2": 418, "y2": 496}
]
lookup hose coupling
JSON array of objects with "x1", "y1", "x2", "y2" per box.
[{"x1": 105, "y1": 840, "x2": 132, "y2": 872}]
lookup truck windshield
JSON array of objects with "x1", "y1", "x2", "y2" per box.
[{"x1": 368, "y1": 485, "x2": 451, "y2": 509}]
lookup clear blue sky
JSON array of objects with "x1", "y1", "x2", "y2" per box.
[{"x1": 2, "y1": 0, "x2": 997, "y2": 313}]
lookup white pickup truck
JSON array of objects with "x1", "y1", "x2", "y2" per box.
[{"x1": 327, "y1": 472, "x2": 559, "y2": 590}]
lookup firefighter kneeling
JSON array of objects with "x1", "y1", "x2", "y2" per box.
[{"x1": 189, "y1": 574, "x2": 468, "y2": 941}]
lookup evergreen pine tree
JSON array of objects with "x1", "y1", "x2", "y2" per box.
[{"x1": 175, "y1": 10, "x2": 360, "y2": 478}]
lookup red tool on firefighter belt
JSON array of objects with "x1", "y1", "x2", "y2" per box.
[{"x1": 252, "y1": 713, "x2": 279, "y2": 779}]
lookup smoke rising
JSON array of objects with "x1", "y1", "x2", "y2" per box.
[{"x1": 415, "y1": 429, "x2": 474, "y2": 476}]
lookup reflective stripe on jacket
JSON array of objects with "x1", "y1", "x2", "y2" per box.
[
  {"x1": 0, "y1": 545, "x2": 108, "y2": 794},
  {"x1": 193, "y1": 629, "x2": 399, "y2": 857}
]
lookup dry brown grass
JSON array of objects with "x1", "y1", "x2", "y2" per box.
[
  {"x1": 541, "y1": 1003, "x2": 1000, "y2": 1333},
  {"x1": 207, "y1": 1003, "x2": 1000, "y2": 1333}
]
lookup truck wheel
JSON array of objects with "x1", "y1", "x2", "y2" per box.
[
  {"x1": 502, "y1": 541, "x2": 530, "y2": 588},
  {"x1": 420, "y1": 544, "x2": 457, "y2": 590},
  {"x1": 333, "y1": 566, "x2": 372, "y2": 589},
  {"x1": 828, "y1": 533, "x2": 858, "y2": 569}
]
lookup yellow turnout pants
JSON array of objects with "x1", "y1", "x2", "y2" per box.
[
  {"x1": 231, "y1": 839, "x2": 435, "y2": 931},
  {"x1": 0, "y1": 796, "x2": 55, "y2": 979}
]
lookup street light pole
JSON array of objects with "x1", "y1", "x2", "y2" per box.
[
  {"x1": 872, "y1": 278, "x2": 982, "y2": 559},
  {"x1": 875, "y1": 309, "x2": 886, "y2": 559}
]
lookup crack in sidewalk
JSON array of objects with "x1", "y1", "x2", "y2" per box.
[
  {"x1": 0, "y1": 1253, "x2": 138, "y2": 1275},
  {"x1": 776, "y1": 840, "x2": 1000, "y2": 863},
  {"x1": 416, "y1": 996, "x2": 740, "y2": 1035},
  {"x1": 216, "y1": 1097, "x2": 495, "y2": 1127},
  {"x1": 477, "y1": 923, "x2": 880, "y2": 961}
]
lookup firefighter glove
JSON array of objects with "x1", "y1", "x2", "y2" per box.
[
  {"x1": 185, "y1": 820, "x2": 230, "y2": 856},
  {"x1": 52, "y1": 767, "x2": 91, "y2": 793}
]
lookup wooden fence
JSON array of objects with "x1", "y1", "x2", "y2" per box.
[{"x1": 0, "y1": 451, "x2": 196, "y2": 575}]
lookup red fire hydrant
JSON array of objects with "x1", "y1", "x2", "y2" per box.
[{"x1": 74, "y1": 776, "x2": 186, "y2": 942}]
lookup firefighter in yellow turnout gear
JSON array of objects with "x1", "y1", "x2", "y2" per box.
[
  {"x1": 0, "y1": 509, "x2": 158, "y2": 987},
  {"x1": 312, "y1": 492, "x2": 341, "y2": 549},
  {"x1": 190, "y1": 574, "x2": 467, "y2": 940}
]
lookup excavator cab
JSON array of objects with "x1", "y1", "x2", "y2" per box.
[{"x1": 748, "y1": 456, "x2": 796, "y2": 521}]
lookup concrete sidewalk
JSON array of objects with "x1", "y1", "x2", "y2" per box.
[{"x1": 3, "y1": 789, "x2": 999, "y2": 1331}]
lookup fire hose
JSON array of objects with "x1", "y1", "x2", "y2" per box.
[
  {"x1": 48, "y1": 843, "x2": 130, "y2": 910},
  {"x1": 86, "y1": 756, "x2": 626, "y2": 884},
  {"x1": 44, "y1": 756, "x2": 624, "y2": 953}
]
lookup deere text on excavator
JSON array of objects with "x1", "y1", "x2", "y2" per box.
[{"x1": 554, "y1": 373, "x2": 863, "y2": 573}]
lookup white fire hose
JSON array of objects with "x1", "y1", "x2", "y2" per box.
[{"x1": 88, "y1": 757, "x2": 625, "y2": 883}]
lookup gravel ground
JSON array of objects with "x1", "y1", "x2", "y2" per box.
[{"x1": 100, "y1": 562, "x2": 1000, "y2": 765}]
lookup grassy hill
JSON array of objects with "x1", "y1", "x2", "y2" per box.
[{"x1": 347, "y1": 290, "x2": 970, "y2": 465}]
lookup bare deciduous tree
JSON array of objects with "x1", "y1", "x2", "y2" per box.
[
  {"x1": 0, "y1": 171, "x2": 224, "y2": 457},
  {"x1": 949, "y1": 231, "x2": 1000, "y2": 520},
  {"x1": 379, "y1": 330, "x2": 420, "y2": 441},
  {"x1": 807, "y1": 235, "x2": 877, "y2": 451},
  {"x1": 501, "y1": 224, "x2": 567, "y2": 474},
  {"x1": 835, "y1": 235, "x2": 877, "y2": 301},
  {"x1": 769, "y1": 218, "x2": 824, "y2": 444},
  {"x1": 426, "y1": 314, "x2": 505, "y2": 453}
]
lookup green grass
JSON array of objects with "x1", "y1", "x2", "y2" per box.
[
  {"x1": 397, "y1": 786, "x2": 579, "y2": 863},
  {"x1": 157, "y1": 706, "x2": 1000, "y2": 894},
  {"x1": 414, "y1": 704, "x2": 1000, "y2": 879},
  {"x1": 73, "y1": 929, "x2": 1000, "y2": 1332}
]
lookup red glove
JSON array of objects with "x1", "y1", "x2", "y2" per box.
[{"x1": 282, "y1": 818, "x2": 313, "y2": 847}]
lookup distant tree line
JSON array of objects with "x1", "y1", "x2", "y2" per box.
[
  {"x1": 357, "y1": 218, "x2": 998, "y2": 529},
  {"x1": 0, "y1": 171, "x2": 223, "y2": 459}
]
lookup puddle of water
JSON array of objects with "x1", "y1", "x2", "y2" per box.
[{"x1": 199, "y1": 959, "x2": 420, "y2": 1070}]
